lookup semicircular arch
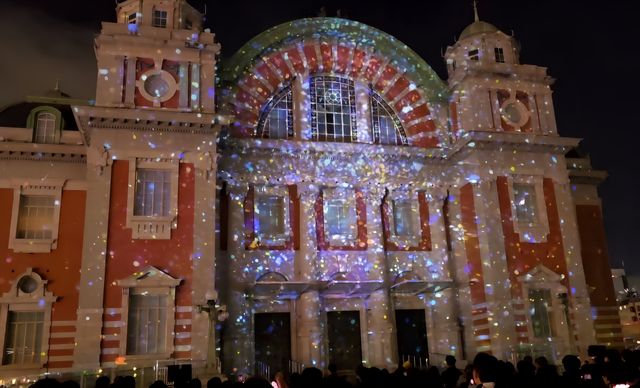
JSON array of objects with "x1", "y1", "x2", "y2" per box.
[{"x1": 223, "y1": 17, "x2": 450, "y2": 148}]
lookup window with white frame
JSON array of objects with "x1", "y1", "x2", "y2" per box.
[
  {"x1": 387, "y1": 191, "x2": 422, "y2": 247},
  {"x1": 494, "y1": 47, "x2": 505, "y2": 63},
  {"x1": 509, "y1": 176, "x2": 549, "y2": 243},
  {"x1": 253, "y1": 186, "x2": 291, "y2": 245},
  {"x1": 468, "y1": 49, "x2": 479, "y2": 61},
  {"x1": 513, "y1": 183, "x2": 537, "y2": 225},
  {"x1": 370, "y1": 91, "x2": 407, "y2": 145},
  {"x1": 0, "y1": 269, "x2": 56, "y2": 369},
  {"x1": 127, "y1": 159, "x2": 179, "y2": 239},
  {"x1": 134, "y1": 169, "x2": 172, "y2": 217},
  {"x1": 126, "y1": 293, "x2": 168, "y2": 355},
  {"x1": 392, "y1": 199, "x2": 416, "y2": 237},
  {"x1": 257, "y1": 85, "x2": 293, "y2": 139},
  {"x1": 117, "y1": 266, "x2": 179, "y2": 359},
  {"x1": 34, "y1": 112, "x2": 57, "y2": 144},
  {"x1": 529, "y1": 288, "x2": 554, "y2": 338},
  {"x1": 310, "y1": 76, "x2": 357, "y2": 142},
  {"x1": 152, "y1": 9, "x2": 167, "y2": 28},
  {"x1": 3, "y1": 311, "x2": 44, "y2": 366},
  {"x1": 127, "y1": 12, "x2": 137, "y2": 24},
  {"x1": 16, "y1": 195, "x2": 56, "y2": 240},
  {"x1": 9, "y1": 181, "x2": 63, "y2": 253},
  {"x1": 323, "y1": 188, "x2": 357, "y2": 244}
]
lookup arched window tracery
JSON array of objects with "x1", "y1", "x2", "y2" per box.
[
  {"x1": 370, "y1": 91, "x2": 408, "y2": 145},
  {"x1": 309, "y1": 76, "x2": 357, "y2": 142},
  {"x1": 256, "y1": 84, "x2": 294, "y2": 139}
]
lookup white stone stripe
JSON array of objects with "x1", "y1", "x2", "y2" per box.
[
  {"x1": 344, "y1": 43, "x2": 356, "y2": 76},
  {"x1": 175, "y1": 319, "x2": 192, "y2": 326},
  {"x1": 472, "y1": 303, "x2": 488, "y2": 310},
  {"x1": 595, "y1": 324, "x2": 622, "y2": 330},
  {"x1": 176, "y1": 306, "x2": 193, "y2": 313},
  {"x1": 101, "y1": 348, "x2": 120, "y2": 355},
  {"x1": 314, "y1": 39, "x2": 323, "y2": 72},
  {"x1": 473, "y1": 323, "x2": 490, "y2": 331},
  {"x1": 381, "y1": 71, "x2": 404, "y2": 96},
  {"x1": 475, "y1": 334, "x2": 490, "y2": 341},
  {"x1": 471, "y1": 312, "x2": 489, "y2": 321},
  {"x1": 390, "y1": 86, "x2": 414, "y2": 107},
  {"x1": 596, "y1": 332, "x2": 623, "y2": 338},
  {"x1": 49, "y1": 343, "x2": 75, "y2": 350},
  {"x1": 48, "y1": 355, "x2": 74, "y2": 362},
  {"x1": 176, "y1": 332, "x2": 191, "y2": 339},
  {"x1": 51, "y1": 320, "x2": 76, "y2": 327},
  {"x1": 296, "y1": 44, "x2": 308, "y2": 76},
  {"x1": 102, "y1": 334, "x2": 120, "y2": 341},
  {"x1": 370, "y1": 57, "x2": 391, "y2": 88},
  {"x1": 105, "y1": 308, "x2": 122, "y2": 315},
  {"x1": 104, "y1": 321, "x2": 123, "y2": 328},
  {"x1": 50, "y1": 332, "x2": 76, "y2": 339},
  {"x1": 175, "y1": 345, "x2": 192, "y2": 352}
]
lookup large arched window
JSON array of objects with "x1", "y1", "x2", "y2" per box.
[
  {"x1": 309, "y1": 76, "x2": 357, "y2": 142},
  {"x1": 256, "y1": 85, "x2": 293, "y2": 139},
  {"x1": 370, "y1": 91, "x2": 407, "y2": 145},
  {"x1": 34, "y1": 112, "x2": 57, "y2": 144}
]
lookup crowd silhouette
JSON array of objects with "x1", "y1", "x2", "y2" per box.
[{"x1": 20, "y1": 348, "x2": 640, "y2": 388}]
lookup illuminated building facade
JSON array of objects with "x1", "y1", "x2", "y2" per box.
[{"x1": 0, "y1": 0, "x2": 622, "y2": 383}]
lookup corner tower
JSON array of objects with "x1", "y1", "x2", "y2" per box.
[
  {"x1": 72, "y1": 0, "x2": 221, "y2": 379},
  {"x1": 445, "y1": 11, "x2": 557, "y2": 137}
]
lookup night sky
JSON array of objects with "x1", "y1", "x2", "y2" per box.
[{"x1": 0, "y1": 1, "x2": 638, "y2": 275}]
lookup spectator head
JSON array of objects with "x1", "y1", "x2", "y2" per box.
[
  {"x1": 534, "y1": 356, "x2": 549, "y2": 369},
  {"x1": 445, "y1": 355, "x2": 457, "y2": 367},
  {"x1": 328, "y1": 363, "x2": 338, "y2": 375},
  {"x1": 472, "y1": 352, "x2": 498, "y2": 384},
  {"x1": 206, "y1": 377, "x2": 222, "y2": 388},
  {"x1": 149, "y1": 381, "x2": 168, "y2": 388},
  {"x1": 562, "y1": 355, "x2": 581, "y2": 374},
  {"x1": 95, "y1": 376, "x2": 110, "y2": 388}
]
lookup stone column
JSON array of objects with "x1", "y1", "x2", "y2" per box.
[
  {"x1": 73, "y1": 145, "x2": 113, "y2": 370},
  {"x1": 223, "y1": 183, "x2": 253, "y2": 377},
  {"x1": 363, "y1": 186, "x2": 397, "y2": 370},
  {"x1": 553, "y1": 179, "x2": 596, "y2": 357},
  {"x1": 189, "y1": 151, "x2": 218, "y2": 374},
  {"x1": 295, "y1": 184, "x2": 324, "y2": 368}
]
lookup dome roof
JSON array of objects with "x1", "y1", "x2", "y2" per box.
[{"x1": 459, "y1": 20, "x2": 500, "y2": 40}]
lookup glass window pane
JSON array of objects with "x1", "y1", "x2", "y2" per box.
[
  {"x1": 393, "y1": 200, "x2": 415, "y2": 237},
  {"x1": 370, "y1": 91, "x2": 406, "y2": 145},
  {"x1": 257, "y1": 85, "x2": 293, "y2": 139},
  {"x1": 256, "y1": 195, "x2": 285, "y2": 237},
  {"x1": 513, "y1": 183, "x2": 537, "y2": 224},
  {"x1": 134, "y1": 169, "x2": 172, "y2": 217},
  {"x1": 3, "y1": 311, "x2": 43, "y2": 365},
  {"x1": 326, "y1": 199, "x2": 351, "y2": 236},
  {"x1": 127, "y1": 294, "x2": 168, "y2": 355},
  {"x1": 529, "y1": 288, "x2": 553, "y2": 338},
  {"x1": 16, "y1": 195, "x2": 56, "y2": 240},
  {"x1": 310, "y1": 76, "x2": 356, "y2": 143}
]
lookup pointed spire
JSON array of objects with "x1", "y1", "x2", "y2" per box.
[{"x1": 473, "y1": 0, "x2": 479, "y2": 22}]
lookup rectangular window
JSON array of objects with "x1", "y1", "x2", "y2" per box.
[
  {"x1": 325, "y1": 198, "x2": 352, "y2": 236},
  {"x1": 127, "y1": 12, "x2": 137, "y2": 24},
  {"x1": 468, "y1": 49, "x2": 479, "y2": 61},
  {"x1": 152, "y1": 10, "x2": 168, "y2": 28},
  {"x1": 529, "y1": 288, "x2": 553, "y2": 338},
  {"x1": 134, "y1": 169, "x2": 171, "y2": 217},
  {"x1": 255, "y1": 195, "x2": 285, "y2": 237},
  {"x1": 127, "y1": 294, "x2": 168, "y2": 355},
  {"x1": 392, "y1": 199, "x2": 415, "y2": 237},
  {"x1": 16, "y1": 195, "x2": 55, "y2": 240},
  {"x1": 513, "y1": 183, "x2": 537, "y2": 224},
  {"x1": 2, "y1": 311, "x2": 44, "y2": 365},
  {"x1": 494, "y1": 47, "x2": 505, "y2": 63}
]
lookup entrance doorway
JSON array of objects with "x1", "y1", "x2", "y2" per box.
[
  {"x1": 254, "y1": 312, "x2": 291, "y2": 379},
  {"x1": 395, "y1": 309, "x2": 429, "y2": 364},
  {"x1": 327, "y1": 310, "x2": 362, "y2": 370}
]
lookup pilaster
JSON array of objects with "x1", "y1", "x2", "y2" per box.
[{"x1": 73, "y1": 145, "x2": 113, "y2": 369}]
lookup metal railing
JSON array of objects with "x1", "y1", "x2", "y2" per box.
[
  {"x1": 400, "y1": 354, "x2": 429, "y2": 369},
  {"x1": 255, "y1": 360, "x2": 271, "y2": 380},
  {"x1": 289, "y1": 360, "x2": 305, "y2": 374}
]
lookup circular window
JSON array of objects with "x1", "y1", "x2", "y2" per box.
[
  {"x1": 18, "y1": 276, "x2": 38, "y2": 294},
  {"x1": 144, "y1": 74, "x2": 171, "y2": 98},
  {"x1": 500, "y1": 100, "x2": 529, "y2": 127}
]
